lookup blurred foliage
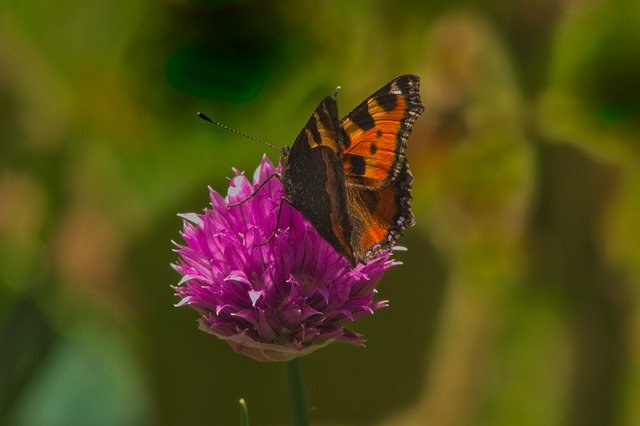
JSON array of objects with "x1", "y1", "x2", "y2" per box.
[{"x1": 1, "y1": 0, "x2": 639, "y2": 425}]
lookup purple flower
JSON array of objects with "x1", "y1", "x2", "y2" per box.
[{"x1": 172, "y1": 156, "x2": 398, "y2": 362}]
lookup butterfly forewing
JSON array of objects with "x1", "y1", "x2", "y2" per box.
[
  {"x1": 340, "y1": 75, "x2": 424, "y2": 189},
  {"x1": 281, "y1": 97, "x2": 355, "y2": 263}
]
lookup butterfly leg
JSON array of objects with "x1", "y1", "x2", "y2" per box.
[
  {"x1": 253, "y1": 198, "x2": 294, "y2": 247},
  {"x1": 227, "y1": 173, "x2": 282, "y2": 208}
]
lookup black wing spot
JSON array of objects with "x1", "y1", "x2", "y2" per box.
[
  {"x1": 349, "y1": 155, "x2": 366, "y2": 176},
  {"x1": 349, "y1": 103, "x2": 375, "y2": 131},
  {"x1": 370, "y1": 143, "x2": 378, "y2": 155},
  {"x1": 378, "y1": 92, "x2": 398, "y2": 112},
  {"x1": 308, "y1": 115, "x2": 322, "y2": 145},
  {"x1": 340, "y1": 127, "x2": 351, "y2": 148},
  {"x1": 376, "y1": 130, "x2": 382, "y2": 138},
  {"x1": 396, "y1": 75, "x2": 415, "y2": 94}
]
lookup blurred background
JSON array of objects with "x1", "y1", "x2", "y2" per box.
[{"x1": 1, "y1": 0, "x2": 639, "y2": 424}]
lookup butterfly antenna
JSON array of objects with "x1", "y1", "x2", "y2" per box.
[
  {"x1": 332, "y1": 86, "x2": 342, "y2": 98},
  {"x1": 196, "y1": 112, "x2": 282, "y2": 153}
]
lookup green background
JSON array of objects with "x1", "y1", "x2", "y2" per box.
[{"x1": 2, "y1": 0, "x2": 640, "y2": 424}]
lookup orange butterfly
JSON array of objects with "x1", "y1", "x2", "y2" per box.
[{"x1": 280, "y1": 75, "x2": 424, "y2": 264}]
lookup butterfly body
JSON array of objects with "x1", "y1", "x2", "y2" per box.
[{"x1": 280, "y1": 75, "x2": 424, "y2": 264}]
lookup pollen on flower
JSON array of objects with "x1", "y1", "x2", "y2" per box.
[{"x1": 172, "y1": 156, "x2": 398, "y2": 362}]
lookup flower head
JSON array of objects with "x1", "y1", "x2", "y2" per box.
[{"x1": 172, "y1": 156, "x2": 398, "y2": 361}]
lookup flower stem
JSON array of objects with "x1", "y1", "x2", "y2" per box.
[{"x1": 285, "y1": 358, "x2": 309, "y2": 426}]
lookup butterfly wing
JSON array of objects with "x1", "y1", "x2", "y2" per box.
[
  {"x1": 340, "y1": 75, "x2": 424, "y2": 189},
  {"x1": 281, "y1": 96, "x2": 355, "y2": 263},
  {"x1": 340, "y1": 75, "x2": 423, "y2": 260},
  {"x1": 345, "y1": 161, "x2": 415, "y2": 260}
]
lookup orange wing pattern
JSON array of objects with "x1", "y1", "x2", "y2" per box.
[
  {"x1": 301, "y1": 99, "x2": 342, "y2": 154},
  {"x1": 346, "y1": 162, "x2": 415, "y2": 260},
  {"x1": 340, "y1": 75, "x2": 424, "y2": 189}
]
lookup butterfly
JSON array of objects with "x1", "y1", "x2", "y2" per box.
[{"x1": 280, "y1": 75, "x2": 424, "y2": 264}]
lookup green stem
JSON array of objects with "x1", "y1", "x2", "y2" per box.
[{"x1": 285, "y1": 358, "x2": 309, "y2": 426}]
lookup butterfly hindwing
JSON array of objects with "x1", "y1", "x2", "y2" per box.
[
  {"x1": 346, "y1": 161, "x2": 415, "y2": 260},
  {"x1": 340, "y1": 75, "x2": 424, "y2": 189}
]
